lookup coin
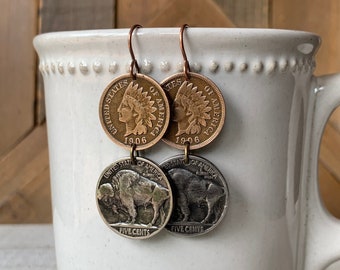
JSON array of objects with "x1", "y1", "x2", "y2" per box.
[
  {"x1": 96, "y1": 156, "x2": 173, "y2": 239},
  {"x1": 160, "y1": 154, "x2": 229, "y2": 236},
  {"x1": 99, "y1": 73, "x2": 170, "y2": 150},
  {"x1": 161, "y1": 72, "x2": 226, "y2": 150}
]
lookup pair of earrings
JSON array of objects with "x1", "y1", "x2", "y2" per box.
[{"x1": 96, "y1": 25, "x2": 229, "y2": 239}]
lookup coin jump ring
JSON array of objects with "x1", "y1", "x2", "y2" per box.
[
  {"x1": 184, "y1": 141, "x2": 190, "y2": 164},
  {"x1": 130, "y1": 144, "x2": 138, "y2": 164}
]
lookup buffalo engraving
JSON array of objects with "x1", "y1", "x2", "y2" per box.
[
  {"x1": 97, "y1": 169, "x2": 170, "y2": 226},
  {"x1": 168, "y1": 168, "x2": 225, "y2": 224}
]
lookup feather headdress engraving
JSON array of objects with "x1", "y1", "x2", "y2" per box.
[
  {"x1": 173, "y1": 81, "x2": 212, "y2": 136},
  {"x1": 118, "y1": 82, "x2": 157, "y2": 136}
]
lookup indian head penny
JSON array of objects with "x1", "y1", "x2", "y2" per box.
[
  {"x1": 96, "y1": 157, "x2": 173, "y2": 239},
  {"x1": 160, "y1": 154, "x2": 229, "y2": 236},
  {"x1": 161, "y1": 72, "x2": 226, "y2": 150},
  {"x1": 99, "y1": 73, "x2": 170, "y2": 150}
]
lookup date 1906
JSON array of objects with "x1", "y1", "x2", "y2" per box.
[{"x1": 175, "y1": 136, "x2": 200, "y2": 145}]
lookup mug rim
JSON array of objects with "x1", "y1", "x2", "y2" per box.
[
  {"x1": 34, "y1": 28, "x2": 321, "y2": 57},
  {"x1": 34, "y1": 27, "x2": 320, "y2": 40}
]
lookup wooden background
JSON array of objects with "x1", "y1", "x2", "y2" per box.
[{"x1": 1, "y1": 0, "x2": 340, "y2": 223}]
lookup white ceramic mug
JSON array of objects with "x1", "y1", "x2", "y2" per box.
[{"x1": 34, "y1": 28, "x2": 340, "y2": 270}]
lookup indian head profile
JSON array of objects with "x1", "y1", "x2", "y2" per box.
[
  {"x1": 117, "y1": 82, "x2": 157, "y2": 136},
  {"x1": 173, "y1": 81, "x2": 212, "y2": 136}
]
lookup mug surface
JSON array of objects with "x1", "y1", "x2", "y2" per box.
[{"x1": 34, "y1": 28, "x2": 321, "y2": 269}]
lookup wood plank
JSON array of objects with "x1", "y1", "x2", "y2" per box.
[
  {"x1": 116, "y1": 0, "x2": 170, "y2": 28},
  {"x1": 0, "y1": 0, "x2": 38, "y2": 157},
  {"x1": 39, "y1": 0, "x2": 115, "y2": 32},
  {"x1": 116, "y1": 0, "x2": 235, "y2": 28},
  {"x1": 319, "y1": 162, "x2": 340, "y2": 219},
  {"x1": 148, "y1": 0, "x2": 235, "y2": 27},
  {"x1": 0, "y1": 125, "x2": 51, "y2": 223},
  {"x1": 0, "y1": 167, "x2": 51, "y2": 223},
  {"x1": 319, "y1": 122, "x2": 340, "y2": 182},
  {"x1": 214, "y1": 0, "x2": 270, "y2": 27},
  {"x1": 328, "y1": 107, "x2": 340, "y2": 133}
]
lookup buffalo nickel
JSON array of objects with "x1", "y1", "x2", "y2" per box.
[
  {"x1": 160, "y1": 154, "x2": 229, "y2": 236},
  {"x1": 161, "y1": 72, "x2": 225, "y2": 150},
  {"x1": 99, "y1": 73, "x2": 170, "y2": 150},
  {"x1": 96, "y1": 157, "x2": 173, "y2": 239}
]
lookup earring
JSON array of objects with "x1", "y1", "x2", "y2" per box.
[
  {"x1": 96, "y1": 25, "x2": 173, "y2": 239},
  {"x1": 160, "y1": 25, "x2": 229, "y2": 236},
  {"x1": 99, "y1": 25, "x2": 169, "y2": 150}
]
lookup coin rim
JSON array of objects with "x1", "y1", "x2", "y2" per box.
[
  {"x1": 159, "y1": 154, "x2": 229, "y2": 237},
  {"x1": 160, "y1": 72, "x2": 226, "y2": 150},
  {"x1": 99, "y1": 73, "x2": 170, "y2": 151},
  {"x1": 96, "y1": 156, "x2": 174, "y2": 239}
]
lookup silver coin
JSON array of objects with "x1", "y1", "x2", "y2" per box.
[
  {"x1": 160, "y1": 154, "x2": 229, "y2": 236},
  {"x1": 96, "y1": 157, "x2": 173, "y2": 239}
]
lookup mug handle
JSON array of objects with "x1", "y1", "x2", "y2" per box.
[{"x1": 301, "y1": 74, "x2": 340, "y2": 270}]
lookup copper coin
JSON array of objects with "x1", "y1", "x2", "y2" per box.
[
  {"x1": 99, "y1": 73, "x2": 170, "y2": 150},
  {"x1": 96, "y1": 156, "x2": 173, "y2": 239},
  {"x1": 161, "y1": 72, "x2": 226, "y2": 150}
]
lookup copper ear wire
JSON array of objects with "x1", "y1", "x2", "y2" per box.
[
  {"x1": 180, "y1": 25, "x2": 192, "y2": 162},
  {"x1": 180, "y1": 24, "x2": 191, "y2": 81},
  {"x1": 181, "y1": 25, "x2": 191, "y2": 162},
  {"x1": 128, "y1": 24, "x2": 142, "y2": 80}
]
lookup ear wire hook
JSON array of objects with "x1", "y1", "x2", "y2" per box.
[
  {"x1": 128, "y1": 24, "x2": 142, "y2": 80},
  {"x1": 180, "y1": 24, "x2": 191, "y2": 81}
]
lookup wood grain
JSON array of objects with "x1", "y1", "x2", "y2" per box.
[
  {"x1": 319, "y1": 162, "x2": 340, "y2": 218},
  {"x1": 39, "y1": 0, "x2": 115, "y2": 32},
  {"x1": 0, "y1": 124, "x2": 51, "y2": 223},
  {"x1": 0, "y1": 167, "x2": 51, "y2": 223},
  {"x1": 329, "y1": 107, "x2": 340, "y2": 133},
  {"x1": 0, "y1": 0, "x2": 38, "y2": 157},
  {"x1": 214, "y1": 0, "x2": 270, "y2": 27},
  {"x1": 116, "y1": 0, "x2": 169, "y2": 28},
  {"x1": 319, "y1": 121, "x2": 340, "y2": 182},
  {"x1": 116, "y1": 0, "x2": 234, "y2": 27},
  {"x1": 147, "y1": 0, "x2": 234, "y2": 27}
]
